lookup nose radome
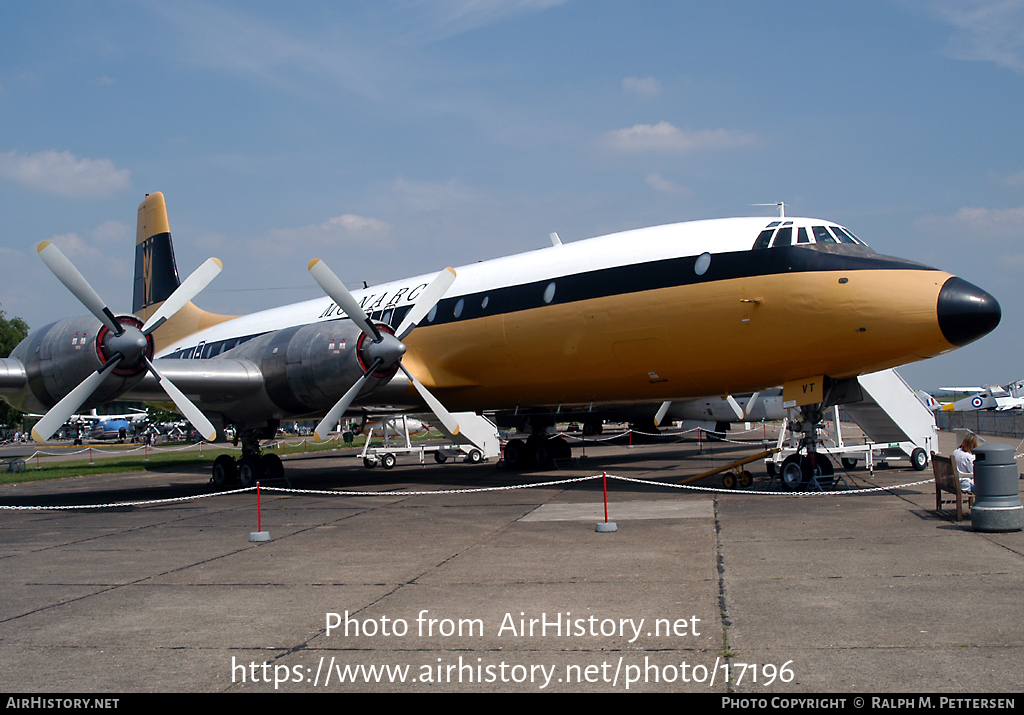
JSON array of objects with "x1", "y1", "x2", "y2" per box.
[{"x1": 937, "y1": 276, "x2": 1001, "y2": 347}]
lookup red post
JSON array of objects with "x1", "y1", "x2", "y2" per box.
[
  {"x1": 257, "y1": 482, "x2": 262, "y2": 533},
  {"x1": 89, "y1": 447, "x2": 93, "y2": 465},
  {"x1": 602, "y1": 471, "x2": 609, "y2": 523}
]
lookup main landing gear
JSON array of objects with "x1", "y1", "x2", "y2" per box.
[
  {"x1": 211, "y1": 425, "x2": 284, "y2": 488},
  {"x1": 503, "y1": 434, "x2": 572, "y2": 469}
]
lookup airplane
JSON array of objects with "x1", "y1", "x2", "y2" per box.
[
  {"x1": 937, "y1": 381, "x2": 1024, "y2": 411},
  {"x1": 0, "y1": 192, "x2": 1002, "y2": 488}
]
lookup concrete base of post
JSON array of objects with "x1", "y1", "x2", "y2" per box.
[
  {"x1": 596, "y1": 522, "x2": 617, "y2": 532},
  {"x1": 249, "y1": 531, "x2": 271, "y2": 542},
  {"x1": 972, "y1": 506, "x2": 1024, "y2": 532}
]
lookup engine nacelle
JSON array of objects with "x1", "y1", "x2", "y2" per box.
[
  {"x1": 5, "y1": 315, "x2": 151, "y2": 415},
  {"x1": 206, "y1": 320, "x2": 390, "y2": 422}
]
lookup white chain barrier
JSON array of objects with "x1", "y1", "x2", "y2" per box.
[{"x1": 0, "y1": 473, "x2": 936, "y2": 511}]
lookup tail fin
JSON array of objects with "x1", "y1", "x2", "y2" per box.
[{"x1": 133, "y1": 192, "x2": 235, "y2": 351}]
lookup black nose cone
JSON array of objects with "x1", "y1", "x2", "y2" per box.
[{"x1": 937, "y1": 276, "x2": 1001, "y2": 347}]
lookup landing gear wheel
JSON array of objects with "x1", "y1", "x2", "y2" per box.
[
  {"x1": 467, "y1": 449, "x2": 483, "y2": 464},
  {"x1": 434, "y1": 451, "x2": 448, "y2": 464},
  {"x1": 551, "y1": 436, "x2": 571, "y2": 461},
  {"x1": 504, "y1": 439, "x2": 526, "y2": 468},
  {"x1": 381, "y1": 453, "x2": 397, "y2": 470},
  {"x1": 722, "y1": 472, "x2": 737, "y2": 489},
  {"x1": 530, "y1": 441, "x2": 551, "y2": 467},
  {"x1": 238, "y1": 455, "x2": 264, "y2": 488},
  {"x1": 212, "y1": 455, "x2": 237, "y2": 487},
  {"x1": 911, "y1": 448, "x2": 928, "y2": 471},
  {"x1": 363, "y1": 456, "x2": 378, "y2": 469},
  {"x1": 809, "y1": 454, "x2": 834, "y2": 480},
  {"x1": 263, "y1": 453, "x2": 284, "y2": 481},
  {"x1": 780, "y1": 455, "x2": 807, "y2": 491},
  {"x1": 737, "y1": 470, "x2": 753, "y2": 488},
  {"x1": 841, "y1": 457, "x2": 858, "y2": 470}
]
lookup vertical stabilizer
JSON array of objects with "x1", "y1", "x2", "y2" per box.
[
  {"x1": 133, "y1": 193, "x2": 236, "y2": 351},
  {"x1": 134, "y1": 192, "x2": 181, "y2": 313}
]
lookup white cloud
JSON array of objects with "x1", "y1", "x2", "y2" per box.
[
  {"x1": 0, "y1": 150, "x2": 131, "y2": 198},
  {"x1": 92, "y1": 220, "x2": 131, "y2": 244},
  {"x1": 602, "y1": 121, "x2": 758, "y2": 153},
  {"x1": 915, "y1": 204, "x2": 1024, "y2": 238},
  {"x1": 622, "y1": 76, "x2": 661, "y2": 98},
  {"x1": 266, "y1": 214, "x2": 393, "y2": 247},
  {"x1": 923, "y1": 0, "x2": 1024, "y2": 73},
  {"x1": 645, "y1": 172, "x2": 693, "y2": 196},
  {"x1": 46, "y1": 233, "x2": 103, "y2": 260}
]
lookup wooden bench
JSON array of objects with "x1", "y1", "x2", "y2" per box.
[{"x1": 932, "y1": 452, "x2": 974, "y2": 521}]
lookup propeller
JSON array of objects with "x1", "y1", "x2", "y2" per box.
[
  {"x1": 654, "y1": 401, "x2": 671, "y2": 428},
  {"x1": 31, "y1": 242, "x2": 222, "y2": 443},
  {"x1": 744, "y1": 392, "x2": 760, "y2": 418},
  {"x1": 308, "y1": 260, "x2": 458, "y2": 441}
]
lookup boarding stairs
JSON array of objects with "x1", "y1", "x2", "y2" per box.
[
  {"x1": 841, "y1": 368, "x2": 938, "y2": 460},
  {"x1": 433, "y1": 412, "x2": 502, "y2": 460}
]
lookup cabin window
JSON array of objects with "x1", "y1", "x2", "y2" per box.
[
  {"x1": 481, "y1": 296, "x2": 489, "y2": 309},
  {"x1": 427, "y1": 305, "x2": 437, "y2": 323},
  {"x1": 453, "y1": 299, "x2": 464, "y2": 318},
  {"x1": 543, "y1": 282, "x2": 556, "y2": 304},
  {"x1": 752, "y1": 230, "x2": 774, "y2": 249},
  {"x1": 694, "y1": 252, "x2": 711, "y2": 275}
]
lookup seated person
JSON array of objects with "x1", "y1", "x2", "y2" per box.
[{"x1": 952, "y1": 434, "x2": 980, "y2": 492}]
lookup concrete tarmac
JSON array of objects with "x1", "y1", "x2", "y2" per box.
[{"x1": 0, "y1": 429, "x2": 1021, "y2": 693}]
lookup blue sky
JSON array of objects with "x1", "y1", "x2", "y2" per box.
[{"x1": 2, "y1": 0, "x2": 1023, "y2": 391}]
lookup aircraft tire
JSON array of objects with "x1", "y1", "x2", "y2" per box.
[
  {"x1": 780, "y1": 455, "x2": 806, "y2": 491},
  {"x1": 263, "y1": 453, "x2": 284, "y2": 481},
  {"x1": 550, "y1": 436, "x2": 571, "y2": 461},
  {"x1": 238, "y1": 456, "x2": 264, "y2": 488},
  {"x1": 530, "y1": 441, "x2": 551, "y2": 467},
  {"x1": 212, "y1": 455, "x2": 237, "y2": 487},
  {"x1": 503, "y1": 439, "x2": 526, "y2": 469},
  {"x1": 911, "y1": 448, "x2": 928, "y2": 471}
]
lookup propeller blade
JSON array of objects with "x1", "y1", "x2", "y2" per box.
[
  {"x1": 726, "y1": 395, "x2": 744, "y2": 421},
  {"x1": 308, "y1": 258, "x2": 382, "y2": 341},
  {"x1": 37, "y1": 241, "x2": 120, "y2": 334},
  {"x1": 398, "y1": 363, "x2": 460, "y2": 437},
  {"x1": 313, "y1": 371, "x2": 374, "y2": 442},
  {"x1": 654, "y1": 401, "x2": 671, "y2": 427},
  {"x1": 144, "y1": 357, "x2": 216, "y2": 441},
  {"x1": 142, "y1": 257, "x2": 223, "y2": 334},
  {"x1": 395, "y1": 267, "x2": 457, "y2": 341},
  {"x1": 744, "y1": 392, "x2": 760, "y2": 418},
  {"x1": 32, "y1": 357, "x2": 122, "y2": 442}
]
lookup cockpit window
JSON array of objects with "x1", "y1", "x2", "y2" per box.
[
  {"x1": 831, "y1": 226, "x2": 859, "y2": 245},
  {"x1": 796, "y1": 227, "x2": 810, "y2": 244},
  {"x1": 812, "y1": 226, "x2": 837, "y2": 244},
  {"x1": 766, "y1": 221, "x2": 781, "y2": 228},
  {"x1": 770, "y1": 227, "x2": 792, "y2": 247},
  {"x1": 752, "y1": 229, "x2": 774, "y2": 250}
]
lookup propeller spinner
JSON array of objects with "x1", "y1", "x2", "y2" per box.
[
  {"x1": 31, "y1": 242, "x2": 223, "y2": 443},
  {"x1": 307, "y1": 260, "x2": 458, "y2": 441}
]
